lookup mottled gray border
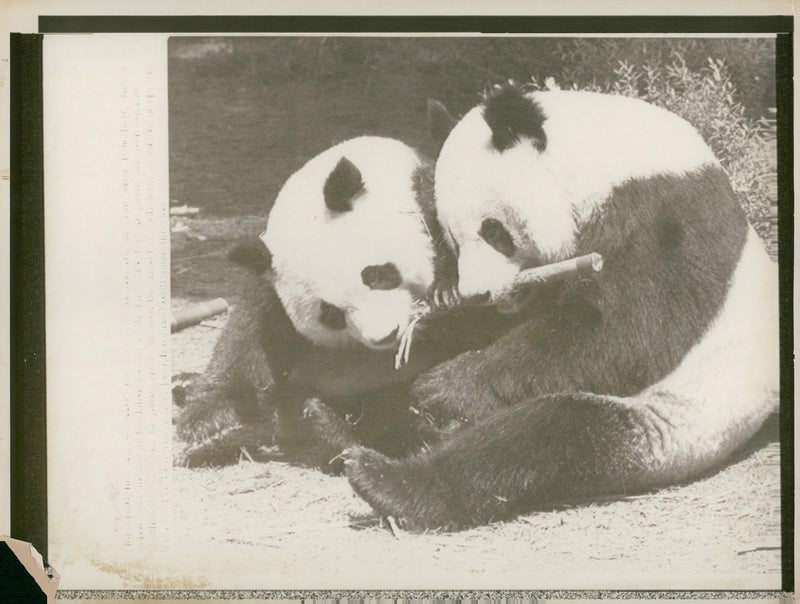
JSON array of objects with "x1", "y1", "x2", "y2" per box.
[{"x1": 55, "y1": 590, "x2": 789, "y2": 600}]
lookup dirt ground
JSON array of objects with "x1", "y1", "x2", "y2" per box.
[
  {"x1": 167, "y1": 215, "x2": 781, "y2": 591},
  {"x1": 166, "y1": 432, "x2": 780, "y2": 590}
]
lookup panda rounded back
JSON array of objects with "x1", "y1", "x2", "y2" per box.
[{"x1": 434, "y1": 90, "x2": 722, "y2": 300}]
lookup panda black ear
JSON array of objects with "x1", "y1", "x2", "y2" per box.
[
  {"x1": 483, "y1": 85, "x2": 547, "y2": 152},
  {"x1": 427, "y1": 99, "x2": 457, "y2": 158},
  {"x1": 228, "y1": 238, "x2": 272, "y2": 274},
  {"x1": 323, "y1": 157, "x2": 363, "y2": 213}
]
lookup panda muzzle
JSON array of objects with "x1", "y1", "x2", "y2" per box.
[{"x1": 370, "y1": 325, "x2": 399, "y2": 347}]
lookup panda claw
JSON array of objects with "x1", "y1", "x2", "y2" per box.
[
  {"x1": 429, "y1": 284, "x2": 461, "y2": 310},
  {"x1": 447, "y1": 286, "x2": 461, "y2": 307}
]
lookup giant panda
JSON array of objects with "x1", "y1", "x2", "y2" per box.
[
  {"x1": 176, "y1": 135, "x2": 508, "y2": 468},
  {"x1": 343, "y1": 87, "x2": 779, "y2": 529}
]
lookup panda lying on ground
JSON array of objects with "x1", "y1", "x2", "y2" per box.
[
  {"x1": 175, "y1": 136, "x2": 510, "y2": 468},
  {"x1": 344, "y1": 87, "x2": 779, "y2": 529}
]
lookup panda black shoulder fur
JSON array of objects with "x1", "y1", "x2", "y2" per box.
[
  {"x1": 176, "y1": 135, "x2": 509, "y2": 467},
  {"x1": 344, "y1": 87, "x2": 779, "y2": 529}
]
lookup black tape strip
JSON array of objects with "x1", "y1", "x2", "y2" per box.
[
  {"x1": 10, "y1": 33, "x2": 48, "y2": 561},
  {"x1": 39, "y1": 15, "x2": 794, "y2": 34},
  {"x1": 775, "y1": 32, "x2": 794, "y2": 594}
]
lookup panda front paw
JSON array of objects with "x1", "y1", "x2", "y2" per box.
[
  {"x1": 428, "y1": 255, "x2": 461, "y2": 309},
  {"x1": 430, "y1": 282, "x2": 461, "y2": 309},
  {"x1": 173, "y1": 373, "x2": 273, "y2": 467},
  {"x1": 408, "y1": 404, "x2": 466, "y2": 445},
  {"x1": 343, "y1": 446, "x2": 408, "y2": 521},
  {"x1": 300, "y1": 398, "x2": 359, "y2": 473}
]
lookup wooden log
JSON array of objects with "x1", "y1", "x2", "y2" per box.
[
  {"x1": 171, "y1": 298, "x2": 229, "y2": 333},
  {"x1": 500, "y1": 252, "x2": 603, "y2": 297}
]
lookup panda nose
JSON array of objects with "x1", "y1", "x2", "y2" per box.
[{"x1": 373, "y1": 326, "x2": 399, "y2": 346}]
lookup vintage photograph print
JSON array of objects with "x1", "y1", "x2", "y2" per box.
[{"x1": 165, "y1": 35, "x2": 781, "y2": 589}]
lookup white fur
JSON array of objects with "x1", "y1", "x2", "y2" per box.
[
  {"x1": 435, "y1": 90, "x2": 719, "y2": 298},
  {"x1": 263, "y1": 136, "x2": 434, "y2": 349},
  {"x1": 456, "y1": 242, "x2": 521, "y2": 303}
]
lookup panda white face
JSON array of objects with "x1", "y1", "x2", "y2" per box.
[
  {"x1": 435, "y1": 105, "x2": 574, "y2": 299},
  {"x1": 263, "y1": 137, "x2": 435, "y2": 350},
  {"x1": 434, "y1": 88, "x2": 719, "y2": 301}
]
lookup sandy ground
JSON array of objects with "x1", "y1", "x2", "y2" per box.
[{"x1": 166, "y1": 293, "x2": 781, "y2": 591}]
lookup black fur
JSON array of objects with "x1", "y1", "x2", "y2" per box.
[
  {"x1": 412, "y1": 160, "x2": 460, "y2": 307},
  {"x1": 173, "y1": 266, "x2": 420, "y2": 467},
  {"x1": 175, "y1": 268, "x2": 306, "y2": 458},
  {"x1": 483, "y1": 85, "x2": 547, "y2": 152},
  {"x1": 345, "y1": 165, "x2": 751, "y2": 528},
  {"x1": 319, "y1": 301, "x2": 347, "y2": 330},
  {"x1": 228, "y1": 238, "x2": 272, "y2": 274},
  {"x1": 176, "y1": 251, "x2": 515, "y2": 468},
  {"x1": 323, "y1": 156, "x2": 364, "y2": 213},
  {"x1": 347, "y1": 390, "x2": 691, "y2": 528}
]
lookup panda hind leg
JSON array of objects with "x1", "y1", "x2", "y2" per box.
[
  {"x1": 174, "y1": 372, "x2": 277, "y2": 466},
  {"x1": 174, "y1": 376, "x2": 243, "y2": 444},
  {"x1": 344, "y1": 391, "x2": 747, "y2": 530},
  {"x1": 176, "y1": 392, "x2": 358, "y2": 472},
  {"x1": 176, "y1": 419, "x2": 279, "y2": 467}
]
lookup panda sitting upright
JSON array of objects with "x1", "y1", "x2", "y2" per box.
[
  {"x1": 344, "y1": 86, "x2": 779, "y2": 529},
  {"x1": 176, "y1": 135, "x2": 508, "y2": 467}
]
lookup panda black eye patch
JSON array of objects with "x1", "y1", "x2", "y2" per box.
[
  {"x1": 361, "y1": 263, "x2": 402, "y2": 290},
  {"x1": 479, "y1": 218, "x2": 516, "y2": 257},
  {"x1": 319, "y1": 301, "x2": 347, "y2": 330}
]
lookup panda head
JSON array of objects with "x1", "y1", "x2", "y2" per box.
[
  {"x1": 431, "y1": 87, "x2": 560, "y2": 301},
  {"x1": 245, "y1": 137, "x2": 436, "y2": 351},
  {"x1": 431, "y1": 85, "x2": 718, "y2": 302}
]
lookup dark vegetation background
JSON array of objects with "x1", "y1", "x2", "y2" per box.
[{"x1": 169, "y1": 37, "x2": 776, "y2": 304}]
